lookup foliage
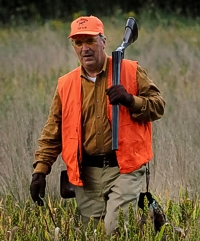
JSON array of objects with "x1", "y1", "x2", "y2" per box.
[
  {"x1": 0, "y1": 191, "x2": 200, "y2": 240},
  {"x1": 0, "y1": 0, "x2": 200, "y2": 25}
]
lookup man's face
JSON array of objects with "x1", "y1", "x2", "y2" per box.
[{"x1": 71, "y1": 34, "x2": 106, "y2": 72}]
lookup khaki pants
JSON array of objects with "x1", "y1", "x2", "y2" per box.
[{"x1": 74, "y1": 164, "x2": 146, "y2": 235}]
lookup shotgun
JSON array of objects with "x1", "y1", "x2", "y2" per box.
[{"x1": 112, "y1": 17, "x2": 138, "y2": 150}]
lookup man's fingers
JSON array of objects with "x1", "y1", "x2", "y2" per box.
[
  {"x1": 109, "y1": 92, "x2": 121, "y2": 99},
  {"x1": 30, "y1": 173, "x2": 46, "y2": 205},
  {"x1": 30, "y1": 184, "x2": 39, "y2": 201},
  {"x1": 110, "y1": 96, "x2": 121, "y2": 105},
  {"x1": 106, "y1": 85, "x2": 124, "y2": 95},
  {"x1": 107, "y1": 91, "x2": 122, "y2": 105},
  {"x1": 37, "y1": 197, "x2": 44, "y2": 206},
  {"x1": 39, "y1": 182, "x2": 46, "y2": 198},
  {"x1": 30, "y1": 186, "x2": 44, "y2": 206}
]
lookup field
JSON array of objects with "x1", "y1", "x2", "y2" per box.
[{"x1": 0, "y1": 12, "x2": 200, "y2": 240}]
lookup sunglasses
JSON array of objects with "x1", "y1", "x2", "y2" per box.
[{"x1": 71, "y1": 36, "x2": 99, "y2": 48}]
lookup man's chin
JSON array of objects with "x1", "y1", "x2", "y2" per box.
[{"x1": 83, "y1": 59, "x2": 95, "y2": 68}]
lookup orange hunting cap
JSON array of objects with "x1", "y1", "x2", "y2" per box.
[{"x1": 68, "y1": 16, "x2": 104, "y2": 38}]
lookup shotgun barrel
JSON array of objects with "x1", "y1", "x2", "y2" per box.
[{"x1": 111, "y1": 17, "x2": 138, "y2": 150}]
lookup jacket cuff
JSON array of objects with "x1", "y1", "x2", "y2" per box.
[
  {"x1": 33, "y1": 162, "x2": 51, "y2": 175},
  {"x1": 129, "y1": 95, "x2": 143, "y2": 112}
]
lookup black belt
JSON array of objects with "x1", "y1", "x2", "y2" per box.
[{"x1": 82, "y1": 152, "x2": 118, "y2": 168}]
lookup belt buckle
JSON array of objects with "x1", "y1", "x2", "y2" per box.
[{"x1": 103, "y1": 156, "x2": 109, "y2": 167}]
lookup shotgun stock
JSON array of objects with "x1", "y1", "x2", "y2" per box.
[{"x1": 112, "y1": 17, "x2": 138, "y2": 150}]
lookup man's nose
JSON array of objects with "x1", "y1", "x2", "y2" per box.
[{"x1": 82, "y1": 43, "x2": 90, "y2": 50}]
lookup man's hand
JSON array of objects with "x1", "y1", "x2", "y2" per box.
[
  {"x1": 106, "y1": 85, "x2": 134, "y2": 108},
  {"x1": 30, "y1": 173, "x2": 46, "y2": 206}
]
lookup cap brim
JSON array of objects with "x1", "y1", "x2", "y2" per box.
[{"x1": 68, "y1": 31, "x2": 100, "y2": 38}]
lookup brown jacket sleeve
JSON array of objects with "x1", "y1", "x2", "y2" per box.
[
  {"x1": 33, "y1": 87, "x2": 62, "y2": 175},
  {"x1": 129, "y1": 64, "x2": 165, "y2": 122}
]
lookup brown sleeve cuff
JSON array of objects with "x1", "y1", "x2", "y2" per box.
[
  {"x1": 33, "y1": 162, "x2": 51, "y2": 175},
  {"x1": 129, "y1": 95, "x2": 143, "y2": 113}
]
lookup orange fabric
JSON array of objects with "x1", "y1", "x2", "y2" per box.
[
  {"x1": 58, "y1": 68, "x2": 83, "y2": 185},
  {"x1": 58, "y1": 58, "x2": 152, "y2": 186},
  {"x1": 68, "y1": 16, "x2": 104, "y2": 38}
]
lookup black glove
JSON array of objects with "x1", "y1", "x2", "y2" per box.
[
  {"x1": 30, "y1": 173, "x2": 46, "y2": 206},
  {"x1": 106, "y1": 85, "x2": 134, "y2": 108}
]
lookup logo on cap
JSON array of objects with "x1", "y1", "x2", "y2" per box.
[{"x1": 77, "y1": 18, "x2": 88, "y2": 30}]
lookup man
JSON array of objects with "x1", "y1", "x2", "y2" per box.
[{"x1": 30, "y1": 15, "x2": 165, "y2": 235}]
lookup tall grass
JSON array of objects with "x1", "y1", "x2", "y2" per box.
[
  {"x1": 1, "y1": 191, "x2": 200, "y2": 240},
  {"x1": 0, "y1": 12, "x2": 200, "y2": 203}
]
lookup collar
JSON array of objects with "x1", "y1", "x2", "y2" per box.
[{"x1": 80, "y1": 54, "x2": 109, "y2": 78}]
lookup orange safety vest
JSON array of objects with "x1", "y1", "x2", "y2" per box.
[{"x1": 58, "y1": 57, "x2": 152, "y2": 186}]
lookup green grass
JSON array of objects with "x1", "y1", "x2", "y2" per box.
[{"x1": 1, "y1": 190, "x2": 200, "y2": 240}]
